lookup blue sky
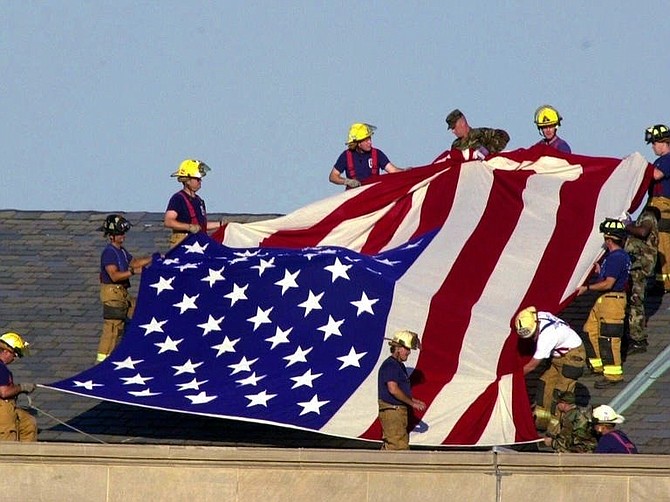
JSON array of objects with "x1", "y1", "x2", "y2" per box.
[{"x1": 2, "y1": 1, "x2": 667, "y2": 214}]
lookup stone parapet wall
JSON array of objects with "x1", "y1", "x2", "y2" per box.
[{"x1": 2, "y1": 443, "x2": 668, "y2": 501}]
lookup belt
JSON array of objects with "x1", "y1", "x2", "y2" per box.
[
  {"x1": 604, "y1": 293, "x2": 625, "y2": 298},
  {"x1": 101, "y1": 283, "x2": 128, "y2": 290},
  {"x1": 172, "y1": 230, "x2": 188, "y2": 235}
]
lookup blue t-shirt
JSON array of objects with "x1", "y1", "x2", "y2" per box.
[
  {"x1": 378, "y1": 356, "x2": 411, "y2": 405},
  {"x1": 595, "y1": 430, "x2": 638, "y2": 453},
  {"x1": 0, "y1": 361, "x2": 13, "y2": 387},
  {"x1": 333, "y1": 148, "x2": 391, "y2": 181},
  {"x1": 652, "y1": 153, "x2": 670, "y2": 198},
  {"x1": 166, "y1": 190, "x2": 208, "y2": 228},
  {"x1": 100, "y1": 244, "x2": 133, "y2": 285},
  {"x1": 536, "y1": 135, "x2": 571, "y2": 153},
  {"x1": 598, "y1": 248, "x2": 630, "y2": 292}
]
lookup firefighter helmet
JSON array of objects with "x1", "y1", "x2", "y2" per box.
[
  {"x1": 171, "y1": 159, "x2": 211, "y2": 179},
  {"x1": 534, "y1": 105, "x2": 562, "y2": 128},
  {"x1": 346, "y1": 123, "x2": 376, "y2": 145},
  {"x1": 644, "y1": 124, "x2": 670, "y2": 144},
  {"x1": 599, "y1": 218, "x2": 627, "y2": 241},
  {"x1": 0, "y1": 332, "x2": 30, "y2": 358},
  {"x1": 98, "y1": 214, "x2": 131, "y2": 236},
  {"x1": 592, "y1": 405, "x2": 625, "y2": 424},
  {"x1": 387, "y1": 330, "x2": 421, "y2": 350},
  {"x1": 514, "y1": 306, "x2": 538, "y2": 339}
]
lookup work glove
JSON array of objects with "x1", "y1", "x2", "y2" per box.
[
  {"x1": 344, "y1": 178, "x2": 361, "y2": 188},
  {"x1": 20, "y1": 383, "x2": 36, "y2": 394},
  {"x1": 187, "y1": 224, "x2": 200, "y2": 234}
]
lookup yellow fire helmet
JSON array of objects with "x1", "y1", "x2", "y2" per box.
[
  {"x1": 387, "y1": 330, "x2": 421, "y2": 350},
  {"x1": 171, "y1": 159, "x2": 211, "y2": 179},
  {"x1": 514, "y1": 306, "x2": 538, "y2": 339},
  {"x1": 534, "y1": 105, "x2": 562, "y2": 128},
  {"x1": 346, "y1": 123, "x2": 376, "y2": 145},
  {"x1": 0, "y1": 331, "x2": 30, "y2": 358},
  {"x1": 592, "y1": 405, "x2": 625, "y2": 424}
]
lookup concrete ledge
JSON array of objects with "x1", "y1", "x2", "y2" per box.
[{"x1": 1, "y1": 443, "x2": 668, "y2": 501}]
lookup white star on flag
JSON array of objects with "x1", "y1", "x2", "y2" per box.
[
  {"x1": 172, "y1": 359, "x2": 203, "y2": 376},
  {"x1": 155, "y1": 335, "x2": 183, "y2": 354},
  {"x1": 283, "y1": 345, "x2": 312, "y2": 367},
  {"x1": 251, "y1": 257, "x2": 276, "y2": 276},
  {"x1": 201, "y1": 266, "x2": 225, "y2": 287},
  {"x1": 298, "y1": 290, "x2": 324, "y2": 317},
  {"x1": 274, "y1": 269, "x2": 300, "y2": 295},
  {"x1": 317, "y1": 315, "x2": 344, "y2": 341},
  {"x1": 112, "y1": 357, "x2": 144, "y2": 370},
  {"x1": 183, "y1": 241, "x2": 209, "y2": 254},
  {"x1": 265, "y1": 326, "x2": 292, "y2": 349},
  {"x1": 197, "y1": 315, "x2": 224, "y2": 336},
  {"x1": 290, "y1": 368, "x2": 323, "y2": 389},
  {"x1": 324, "y1": 257, "x2": 352, "y2": 282},
  {"x1": 185, "y1": 391, "x2": 217, "y2": 404},
  {"x1": 129, "y1": 388, "x2": 161, "y2": 397},
  {"x1": 297, "y1": 394, "x2": 329, "y2": 416},
  {"x1": 173, "y1": 293, "x2": 199, "y2": 314},
  {"x1": 336, "y1": 347, "x2": 367, "y2": 369},
  {"x1": 236, "y1": 372, "x2": 266, "y2": 386},
  {"x1": 245, "y1": 389, "x2": 277, "y2": 407},
  {"x1": 73, "y1": 380, "x2": 103, "y2": 390},
  {"x1": 176, "y1": 378, "x2": 208, "y2": 391},
  {"x1": 211, "y1": 336, "x2": 240, "y2": 357},
  {"x1": 150, "y1": 276, "x2": 174, "y2": 295},
  {"x1": 139, "y1": 317, "x2": 168, "y2": 336},
  {"x1": 120, "y1": 373, "x2": 154, "y2": 385},
  {"x1": 228, "y1": 356, "x2": 259, "y2": 375},
  {"x1": 350, "y1": 292, "x2": 379, "y2": 316},
  {"x1": 247, "y1": 306, "x2": 273, "y2": 331},
  {"x1": 224, "y1": 283, "x2": 248, "y2": 306},
  {"x1": 177, "y1": 262, "x2": 199, "y2": 272}
]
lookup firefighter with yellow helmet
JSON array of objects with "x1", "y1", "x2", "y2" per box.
[
  {"x1": 646, "y1": 124, "x2": 670, "y2": 292},
  {"x1": 514, "y1": 306, "x2": 586, "y2": 431},
  {"x1": 0, "y1": 331, "x2": 37, "y2": 441},
  {"x1": 164, "y1": 159, "x2": 224, "y2": 247},
  {"x1": 377, "y1": 330, "x2": 425, "y2": 450},
  {"x1": 577, "y1": 218, "x2": 631, "y2": 389},
  {"x1": 329, "y1": 123, "x2": 403, "y2": 189},
  {"x1": 533, "y1": 105, "x2": 571, "y2": 153}
]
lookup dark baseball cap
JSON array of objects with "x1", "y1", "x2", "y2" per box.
[
  {"x1": 556, "y1": 390, "x2": 576, "y2": 404},
  {"x1": 446, "y1": 109, "x2": 464, "y2": 129}
]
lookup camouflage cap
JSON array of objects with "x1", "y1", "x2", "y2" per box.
[
  {"x1": 556, "y1": 390, "x2": 576, "y2": 404},
  {"x1": 446, "y1": 109, "x2": 464, "y2": 129}
]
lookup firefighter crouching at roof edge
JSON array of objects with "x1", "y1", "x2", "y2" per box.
[
  {"x1": 164, "y1": 159, "x2": 225, "y2": 248},
  {"x1": 329, "y1": 123, "x2": 403, "y2": 189},
  {"x1": 377, "y1": 330, "x2": 425, "y2": 450},
  {"x1": 576, "y1": 218, "x2": 631, "y2": 389},
  {"x1": 514, "y1": 306, "x2": 586, "y2": 431},
  {"x1": 98, "y1": 215, "x2": 152, "y2": 363},
  {"x1": 0, "y1": 332, "x2": 37, "y2": 441}
]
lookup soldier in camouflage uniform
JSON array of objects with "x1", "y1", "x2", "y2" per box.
[
  {"x1": 445, "y1": 109, "x2": 510, "y2": 159},
  {"x1": 624, "y1": 206, "x2": 660, "y2": 354},
  {"x1": 544, "y1": 391, "x2": 596, "y2": 453}
]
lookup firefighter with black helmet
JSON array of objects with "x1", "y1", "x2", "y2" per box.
[
  {"x1": 577, "y1": 218, "x2": 631, "y2": 389},
  {"x1": 0, "y1": 331, "x2": 37, "y2": 441},
  {"x1": 377, "y1": 330, "x2": 425, "y2": 450},
  {"x1": 97, "y1": 214, "x2": 152, "y2": 362},
  {"x1": 646, "y1": 124, "x2": 670, "y2": 292}
]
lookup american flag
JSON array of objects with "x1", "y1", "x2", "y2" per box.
[{"x1": 46, "y1": 146, "x2": 652, "y2": 446}]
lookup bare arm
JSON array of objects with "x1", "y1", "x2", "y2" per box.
[
  {"x1": 577, "y1": 276, "x2": 616, "y2": 296},
  {"x1": 654, "y1": 167, "x2": 666, "y2": 181},
  {"x1": 523, "y1": 357, "x2": 542, "y2": 375},
  {"x1": 0, "y1": 382, "x2": 26, "y2": 400},
  {"x1": 387, "y1": 381, "x2": 426, "y2": 411},
  {"x1": 329, "y1": 167, "x2": 347, "y2": 186}
]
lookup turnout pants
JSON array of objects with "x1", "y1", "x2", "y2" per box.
[
  {"x1": 534, "y1": 345, "x2": 586, "y2": 431},
  {"x1": 99, "y1": 284, "x2": 136, "y2": 362},
  {"x1": 0, "y1": 399, "x2": 37, "y2": 442},
  {"x1": 650, "y1": 196, "x2": 670, "y2": 290},
  {"x1": 378, "y1": 399, "x2": 409, "y2": 450},
  {"x1": 582, "y1": 293, "x2": 626, "y2": 382}
]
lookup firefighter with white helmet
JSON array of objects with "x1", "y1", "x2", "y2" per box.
[
  {"x1": 97, "y1": 214, "x2": 152, "y2": 362},
  {"x1": 0, "y1": 331, "x2": 37, "y2": 441},
  {"x1": 377, "y1": 329, "x2": 425, "y2": 450},
  {"x1": 514, "y1": 306, "x2": 586, "y2": 431},
  {"x1": 592, "y1": 405, "x2": 638, "y2": 453},
  {"x1": 577, "y1": 218, "x2": 631, "y2": 389},
  {"x1": 533, "y1": 105, "x2": 571, "y2": 153},
  {"x1": 329, "y1": 123, "x2": 403, "y2": 189},
  {"x1": 646, "y1": 124, "x2": 670, "y2": 292},
  {"x1": 164, "y1": 159, "x2": 224, "y2": 247}
]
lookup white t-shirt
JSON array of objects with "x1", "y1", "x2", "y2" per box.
[{"x1": 533, "y1": 311, "x2": 583, "y2": 359}]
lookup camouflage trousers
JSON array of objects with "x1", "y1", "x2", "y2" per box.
[
  {"x1": 627, "y1": 268, "x2": 649, "y2": 343},
  {"x1": 378, "y1": 399, "x2": 409, "y2": 450}
]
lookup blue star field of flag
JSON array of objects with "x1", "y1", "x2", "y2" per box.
[{"x1": 46, "y1": 233, "x2": 433, "y2": 432}]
